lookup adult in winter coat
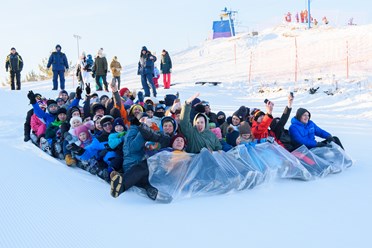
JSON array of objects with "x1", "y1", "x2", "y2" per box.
[
  {"x1": 179, "y1": 93, "x2": 222, "y2": 153},
  {"x1": 289, "y1": 108, "x2": 344, "y2": 149},
  {"x1": 47, "y1": 44, "x2": 69, "y2": 90},
  {"x1": 76, "y1": 52, "x2": 93, "y2": 90},
  {"x1": 137, "y1": 46, "x2": 157, "y2": 97},
  {"x1": 5, "y1": 47, "x2": 23, "y2": 90},
  {"x1": 160, "y1": 49, "x2": 172, "y2": 89},
  {"x1": 92, "y1": 49, "x2": 108, "y2": 91},
  {"x1": 110, "y1": 56, "x2": 122, "y2": 89}
]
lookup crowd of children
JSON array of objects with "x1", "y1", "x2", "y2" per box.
[{"x1": 24, "y1": 84, "x2": 344, "y2": 202}]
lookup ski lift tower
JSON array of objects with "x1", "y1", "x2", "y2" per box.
[{"x1": 212, "y1": 7, "x2": 238, "y2": 39}]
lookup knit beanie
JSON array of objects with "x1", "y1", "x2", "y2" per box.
[
  {"x1": 119, "y1": 88, "x2": 129, "y2": 97},
  {"x1": 252, "y1": 109, "x2": 265, "y2": 121},
  {"x1": 74, "y1": 125, "x2": 92, "y2": 141},
  {"x1": 113, "y1": 117, "x2": 125, "y2": 130},
  {"x1": 170, "y1": 133, "x2": 187, "y2": 149},
  {"x1": 295, "y1": 108, "x2": 311, "y2": 120},
  {"x1": 238, "y1": 121, "x2": 251, "y2": 135},
  {"x1": 70, "y1": 116, "x2": 82, "y2": 126}
]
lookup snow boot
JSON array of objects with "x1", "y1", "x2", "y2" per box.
[
  {"x1": 24, "y1": 135, "x2": 31, "y2": 142},
  {"x1": 65, "y1": 154, "x2": 77, "y2": 166},
  {"x1": 110, "y1": 171, "x2": 124, "y2": 198},
  {"x1": 146, "y1": 186, "x2": 158, "y2": 201},
  {"x1": 40, "y1": 137, "x2": 52, "y2": 156}
]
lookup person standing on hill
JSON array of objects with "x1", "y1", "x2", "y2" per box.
[
  {"x1": 47, "y1": 44, "x2": 69, "y2": 90},
  {"x1": 138, "y1": 46, "x2": 157, "y2": 97},
  {"x1": 93, "y1": 48, "x2": 108, "y2": 92},
  {"x1": 160, "y1": 49, "x2": 172, "y2": 89},
  {"x1": 110, "y1": 56, "x2": 122, "y2": 89},
  {"x1": 5, "y1": 47, "x2": 23, "y2": 90}
]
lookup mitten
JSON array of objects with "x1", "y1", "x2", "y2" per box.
[
  {"x1": 326, "y1": 136, "x2": 335, "y2": 143},
  {"x1": 76, "y1": 86, "x2": 82, "y2": 99},
  {"x1": 316, "y1": 142, "x2": 327, "y2": 147},
  {"x1": 66, "y1": 143, "x2": 85, "y2": 156},
  {"x1": 85, "y1": 83, "x2": 91, "y2": 95},
  {"x1": 27, "y1": 90, "x2": 36, "y2": 104}
]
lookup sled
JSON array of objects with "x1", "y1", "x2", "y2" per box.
[{"x1": 195, "y1": 81, "x2": 221, "y2": 86}]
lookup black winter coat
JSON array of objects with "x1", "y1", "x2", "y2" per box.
[
  {"x1": 160, "y1": 52, "x2": 172, "y2": 74},
  {"x1": 5, "y1": 52, "x2": 23, "y2": 72}
]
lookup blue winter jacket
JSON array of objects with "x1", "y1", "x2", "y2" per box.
[
  {"x1": 79, "y1": 137, "x2": 107, "y2": 161},
  {"x1": 289, "y1": 117, "x2": 331, "y2": 148},
  {"x1": 138, "y1": 54, "x2": 157, "y2": 75},
  {"x1": 32, "y1": 103, "x2": 56, "y2": 127},
  {"x1": 123, "y1": 125, "x2": 145, "y2": 170},
  {"x1": 47, "y1": 51, "x2": 69, "y2": 71},
  {"x1": 32, "y1": 98, "x2": 80, "y2": 127}
]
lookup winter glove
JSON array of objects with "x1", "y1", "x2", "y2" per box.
[
  {"x1": 27, "y1": 90, "x2": 36, "y2": 104},
  {"x1": 75, "y1": 86, "x2": 82, "y2": 99},
  {"x1": 326, "y1": 136, "x2": 335, "y2": 143},
  {"x1": 85, "y1": 83, "x2": 91, "y2": 95},
  {"x1": 66, "y1": 143, "x2": 85, "y2": 156},
  {"x1": 118, "y1": 131, "x2": 126, "y2": 138},
  {"x1": 129, "y1": 93, "x2": 135, "y2": 101},
  {"x1": 316, "y1": 141, "x2": 327, "y2": 148},
  {"x1": 91, "y1": 72, "x2": 95, "y2": 78}
]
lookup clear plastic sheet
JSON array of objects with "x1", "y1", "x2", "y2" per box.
[
  {"x1": 147, "y1": 149, "x2": 262, "y2": 202},
  {"x1": 146, "y1": 142, "x2": 353, "y2": 203},
  {"x1": 291, "y1": 142, "x2": 353, "y2": 177},
  {"x1": 310, "y1": 142, "x2": 353, "y2": 174},
  {"x1": 245, "y1": 142, "x2": 313, "y2": 180}
]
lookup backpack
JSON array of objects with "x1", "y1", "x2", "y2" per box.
[{"x1": 85, "y1": 54, "x2": 94, "y2": 71}]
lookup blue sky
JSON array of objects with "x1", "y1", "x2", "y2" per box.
[{"x1": 1, "y1": 0, "x2": 370, "y2": 81}]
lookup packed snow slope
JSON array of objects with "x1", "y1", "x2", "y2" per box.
[{"x1": 1, "y1": 24, "x2": 372, "y2": 248}]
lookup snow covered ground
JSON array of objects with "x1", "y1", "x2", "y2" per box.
[{"x1": 1, "y1": 24, "x2": 372, "y2": 248}]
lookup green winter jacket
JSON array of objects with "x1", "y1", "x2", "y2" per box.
[
  {"x1": 179, "y1": 102, "x2": 222, "y2": 153},
  {"x1": 93, "y1": 56, "x2": 108, "y2": 76}
]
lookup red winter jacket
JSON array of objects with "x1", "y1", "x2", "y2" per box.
[{"x1": 251, "y1": 114, "x2": 273, "y2": 140}]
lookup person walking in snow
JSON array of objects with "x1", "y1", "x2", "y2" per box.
[
  {"x1": 5, "y1": 47, "x2": 23, "y2": 90},
  {"x1": 47, "y1": 44, "x2": 69, "y2": 90},
  {"x1": 92, "y1": 48, "x2": 109, "y2": 92},
  {"x1": 110, "y1": 56, "x2": 122, "y2": 89},
  {"x1": 160, "y1": 49, "x2": 172, "y2": 89},
  {"x1": 137, "y1": 46, "x2": 157, "y2": 97}
]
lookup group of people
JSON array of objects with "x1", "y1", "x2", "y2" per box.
[
  {"x1": 284, "y1": 11, "x2": 329, "y2": 26},
  {"x1": 23, "y1": 84, "x2": 345, "y2": 202},
  {"x1": 4, "y1": 45, "x2": 173, "y2": 94}
]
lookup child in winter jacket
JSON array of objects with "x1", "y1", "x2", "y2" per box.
[
  {"x1": 251, "y1": 101, "x2": 274, "y2": 142},
  {"x1": 30, "y1": 100, "x2": 47, "y2": 143}
]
